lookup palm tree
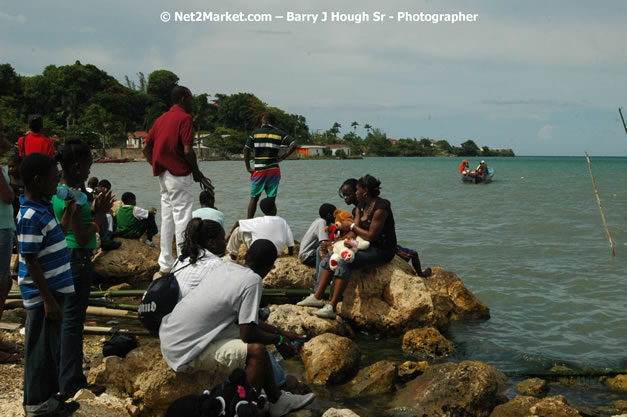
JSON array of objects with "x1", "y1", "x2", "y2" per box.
[
  {"x1": 351, "y1": 121, "x2": 359, "y2": 132},
  {"x1": 364, "y1": 123, "x2": 372, "y2": 135}
]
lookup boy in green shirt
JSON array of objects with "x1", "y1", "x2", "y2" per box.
[{"x1": 116, "y1": 192, "x2": 158, "y2": 248}]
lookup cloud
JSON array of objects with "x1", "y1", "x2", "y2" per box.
[
  {"x1": 0, "y1": 11, "x2": 26, "y2": 24},
  {"x1": 481, "y1": 99, "x2": 583, "y2": 107},
  {"x1": 538, "y1": 124, "x2": 554, "y2": 141}
]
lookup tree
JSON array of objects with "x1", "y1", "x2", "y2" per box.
[
  {"x1": 147, "y1": 70, "x2": 179, "y2": 107},
  {"x1": 460, "y1": 139, "x2": 480, "y2": 156},
  {"x1": 350, "y1": 121, "x2": 359, "y2": 132},
  {"x1": 192, "y1": 93, "x2": 215, "y2": 138},
  {"x1": 364, "y1": 128, "x2": 390, "y2": 156},
  {"x1": 327, "y1": 122, "x2": 342, "y2": 138},
  {"x1": 216, "y1": 92, "x2": 265, "y2": 132},
  {"x1": 335, "y1": 149, "x2": 347, "y2": 159},
  {"x1": 363, "y1": 123, "x2": 372, "y2": 134}
]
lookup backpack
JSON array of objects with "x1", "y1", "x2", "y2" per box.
[
  {"x1": 138, "y1": 261, "x2": 191, "y2": 335},
  {"x1": 102, "y1": 327, "x2": 138, "y2": 358}
]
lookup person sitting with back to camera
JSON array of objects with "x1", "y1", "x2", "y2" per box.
[
  {"x1": 159, "y1": 239, "x2": 315, "y2": 417},
  {"x1": 226, "y1": 198, "x2": 294, "y2": 260},
  {"x1": 192, "y1": 190, "x2": 225, "y2": 227},
  {"x1": 298, "y1": 174, "x2": 397, "y2": 319},
  {"x1": 116, "y1": 192, "x2": 159, "y2": 248}
]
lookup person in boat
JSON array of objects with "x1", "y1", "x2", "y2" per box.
[
  {"x1": 459, "y1": 159, "x2": 470, "y2": 174},
  {"x1": 476, "y1": 160, "x2": 488, "y2": 177},
  {"x1": 297, "y1": 175, "x2": 398, "y2": 319}
]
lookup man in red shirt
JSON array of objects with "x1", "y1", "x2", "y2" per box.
[
  {"x1": 17, "y1": 114, "x2": 55, "y2": 157},
  {"x1": 143, "y1": 86, "x2": 213, "y2": 275}
]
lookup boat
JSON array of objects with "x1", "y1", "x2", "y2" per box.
[
  {"x1": 95, "y1": 157, "x2": 130, "y2": 164},
  {"x1": 461, "y1": 168, "x2": 494, "y2": 184}
]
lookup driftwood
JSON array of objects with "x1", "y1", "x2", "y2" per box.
[{"x1": 585, "y1": 152, "x2": 615, "y2": 256}]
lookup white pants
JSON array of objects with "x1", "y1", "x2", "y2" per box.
[
  {"x1": 226, "y1": 227, "x2": 254, "y2": 257},
  {"x1": 158, "y1": 171, "x2": 194, "y2": 272}
]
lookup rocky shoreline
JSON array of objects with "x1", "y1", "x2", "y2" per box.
[{"x1": 1, "y1": 239, "x2": 626, "y2": 416}]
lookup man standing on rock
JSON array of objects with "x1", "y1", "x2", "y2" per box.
[
  {"x1": 159, "y1": 239, "x2": 314, "y2": 416},
  {"x1": 244, "y1": 112, "x2": 297, "y2": 218},
  {"x1": 143, "y1": 86, "x2": 213, "y2": 276}
]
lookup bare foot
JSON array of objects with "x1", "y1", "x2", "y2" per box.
[{"x1": 418, "y1": 268, "x2": 432, "y2": 278}]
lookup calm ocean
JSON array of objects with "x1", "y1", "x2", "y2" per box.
[{"x1": 92, "y1": 156, "x2": 627, "y2": 380}]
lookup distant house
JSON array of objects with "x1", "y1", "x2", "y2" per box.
[
  {"x1": 326, "y1": 144, "x2": 351, "y2": 156},
  {"x1": 389, "y1": 138, "x2": 399, "y2": 143},
  {"x1": 126, "y1": 131, "x2": 148, "y2": 149},
  {"x1": 296, "y1": 145, "x2": 326, "y2": 157}
]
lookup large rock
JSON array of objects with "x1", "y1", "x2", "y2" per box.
[
  {"x1": 87, "y1": 340, "x2": 221, "y2": 416},
  {"x1": 605, "y1": 375, "x2": 627, "y2": 391},
  {"x1": 335, "y1": 257, "x2": 440, "y2": 334},
  {"x1": 345, "y1": 360, "x2": 397, "y2": 396},
  {"x1": 73, "y1": 390, "x2": 132, "y2": 417},
  {"x1": 397, "y1": 360, "x2": 429, "y2": 382},
  {"x1": 401, "y1": 327, "x2": 455, "y2": 361},
  {"x1": 93, "y1": 238, "x2": 159, "y2": 283},
  {"x1": 517, "y1": 378, "x2": 549, "y2": 398},
  {"x1": 489, "y1": 395, "x2": 541, "y2": 417},
  {"x1": 267, "y1": 304, "x2": 354, "y2": 337},
  {"x1": 392, "y1": 360, "x2": 505, "y2": 417},
  {"x1": 489, "y1": 394, "x2": 583, "y2": 417},
  {"x1": 263, "y1": 257, "x2": 316, "y2": 289},
  {"x1": 424, "y1": 267, "x2": 490, "y2": 320},
  {"x1": 301, "y1": 333, "x2": 360, "y2": 385}
]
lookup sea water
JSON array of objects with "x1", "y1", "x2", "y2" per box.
[{"x1": 92, "y1": 156, "x2": 627, "y2": 411}]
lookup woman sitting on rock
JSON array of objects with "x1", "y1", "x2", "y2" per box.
[
  {"x1": 175, "y1": 218, "x2": 226, "y2": 300},
  {"x1": 297, "y1": 174, "x2": 397, "y2": 319}
]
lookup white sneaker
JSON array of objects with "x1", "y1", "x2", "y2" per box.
[
  {"x1": 296, "y1": 294, "x2": 325, "y2": 307},
  {"x1": 269, "y1": 390, "x2": 315, "y2": 417},
  {"x1": 315, "y1": 304, "x2": 337, "y2": 319},
  {"x1": 144, "y1": 239, "x2": 157, "y2": 248}
]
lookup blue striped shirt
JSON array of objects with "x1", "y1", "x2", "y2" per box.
[{"x1": 17, "y1": 197, "x2": 74, "y2": 309}]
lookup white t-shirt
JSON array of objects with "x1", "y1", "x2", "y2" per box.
[
  {"x1": 174, "y1": 249, "x2": 223, "y2": 300},
  {"x1": 192, "y1": 207, "x2": 225, "y2": 226},
  {"x1": 238, "y1": 215, "x2": 294, "y2": 255},
  {"x1": 298, "y1": 217, "x2": 328, "y2": 262},
  {"x1": 159, "y1": 263, "x2": 262, "y2": 372}
]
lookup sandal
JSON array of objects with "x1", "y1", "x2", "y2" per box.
[
  {"x1": 0, "y1": 338, "x2": 22, "y2": 354},
  {"x1": 0, "y1": 350, "x2": 20, "y2": 364}
]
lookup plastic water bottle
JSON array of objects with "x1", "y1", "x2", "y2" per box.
[{"x1": 56, "y1": 188, "x2": 88, "y2": 206}]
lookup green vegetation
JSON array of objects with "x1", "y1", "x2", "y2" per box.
[{"x1": 0, "y1": 62, "x2": 514, "y2": 157}]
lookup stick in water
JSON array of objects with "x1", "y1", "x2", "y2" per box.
[
  {"x1": 585, "y1": 152, "x2": 615, "y2": 256},
  {"x1": 619, "y1": 107, "x2": 627, "y2": 136}
]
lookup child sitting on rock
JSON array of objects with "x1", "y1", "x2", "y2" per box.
[{"x1": 116, "y1": 192, "x2": 158, "y2": 248}]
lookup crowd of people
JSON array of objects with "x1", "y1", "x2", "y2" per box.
[{"x1": 1, "y1": 85, "x2": 431, "y2": 417}]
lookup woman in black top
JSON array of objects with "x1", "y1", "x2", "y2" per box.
[{"x1": 297, "y1": 175, "x2": 397, "y2": 319}]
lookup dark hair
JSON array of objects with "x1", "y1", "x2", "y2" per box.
[
  {"x1": 180, "y1": 218, "x2": 224, "y2": 264},
  {"x1": 55, "y1": 138, "x2": 91, "y2": 171},
  {"x1": 337, "y1": 178, "x2": 358, "y2": 198},
  {"x1": 171, "y1": 86, "x2": 191, "y2": 104},
  {"x1": 7, "y1": 151, "x2": 23, "y2": 166},
  {"x1": 199, "y1": 190, "x2": 214, "y2": 207},
  {"x1": 121, "y1": 192, "x2": 135, "y2": 205},
  {"x1": 357, "y1": 174, "x2": 381, "y2": 197},
  {"x1": 319, "y1": 203, "x2": 336, "y2": 219},
  {"x1": 87, "y1": 176, "x2": 99, "y2": 188},
  {"x1": 261, "y1": 112, "x2": 276, "y2": 125},
  {"x1": 98, "y1": 179, "x2": 112, "y2": 190},
  {"x1": 28, "y1": 114, "x2": 43, "y2": 132},
  {"x1": 245, "y1": 239, "x2": 277, "y2": 271},
  {"x1": 20, "y1": 153, "x2": 56, "y2": 187},
  {"x1": 259, "y1": 198, "x2": 276, "y2": 215}
]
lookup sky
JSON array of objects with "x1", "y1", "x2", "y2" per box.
[{"x1": 1, "y1": 0, "x2": 627, "y2": 156}]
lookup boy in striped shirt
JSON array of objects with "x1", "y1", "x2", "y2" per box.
[{"x1": 17, "y1": 153, "x2": 79, "y2": 417}]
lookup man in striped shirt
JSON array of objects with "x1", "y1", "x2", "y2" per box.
[
  {"x1": 17, "y1": 153, "x2": 78, "y2": 416},
  {"x1": 244, "y1": 112, "x2": 296, "y2": 218}
]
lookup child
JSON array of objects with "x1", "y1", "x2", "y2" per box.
[
  {"x1": 396, "y1": 245, "x2": 432, "y2": 278},
  {"x1": 94, "y1": 178, "x2": 120, "y2": 250},
  {"x1": 85, "y1": 176, "x2": 99, "y2": 201},
  {"x1": 17, "y1": 152, "x2": 79, "y2": 416},
  {"x1": 0, "y1": 119, "x2": 18, "y2": 362},
  {"x1": 53, "y1": 138, "x2": 113, "y2": 399},
  {"x1": 297, "y1": 203, "x2": 336, "y2": 293},
  {"x1": 116, "y1": 192, "x2": 159, "y2": 247},
  {"x1": 192, "y1": 190, "x2": 224, "y2": 226}
]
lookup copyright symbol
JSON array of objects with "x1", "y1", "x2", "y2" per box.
[{"x1": 160, "y1": 11, "x2": 171, "y2": 22}]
